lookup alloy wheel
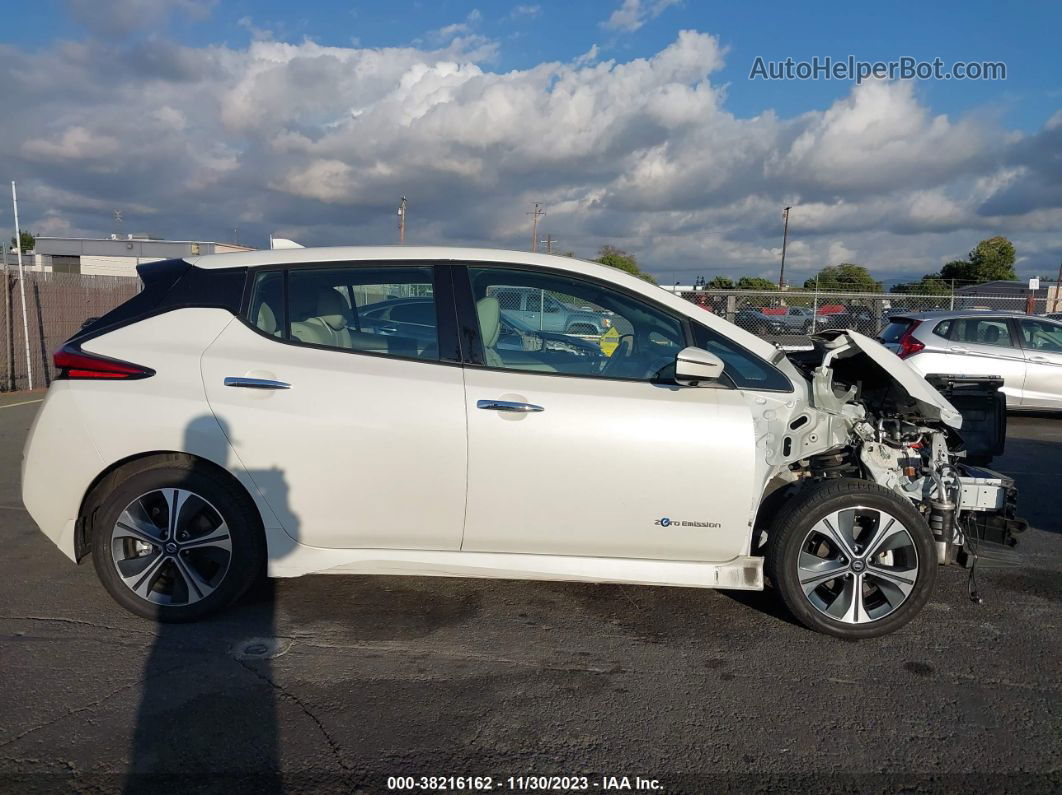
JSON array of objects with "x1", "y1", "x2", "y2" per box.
[
  {"x1": 797, "y1": 506, "x2": 919, "y2": 624},
  {"x1": 110, "y1": 488, "x2": 232, "y2": 606}
]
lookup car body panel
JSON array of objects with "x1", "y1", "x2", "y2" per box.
[
  {"x1": 819, "y1": 330, "x2": 963, "y2": 428},
  {"x1": 461, "y1": 366, "x2": 757, "y2": 562},
  {"x1": 200, "y1": 316, "x2": 469, "y2": 551}
]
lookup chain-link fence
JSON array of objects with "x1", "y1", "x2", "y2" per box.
[
  {"x1": 2, "y1": 267, "x2": 140, "y2": 392},
  {"x1": 674, "y1": 288, "x2": 1052, "y2": 345}
]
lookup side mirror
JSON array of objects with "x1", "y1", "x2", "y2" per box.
[{"x1": 675, "y1": 346, "x2": 724, "y2": 386}]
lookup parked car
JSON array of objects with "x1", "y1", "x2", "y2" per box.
[
  {"x1": 733, "y1": 309, "x2": 785, "y2": 335},
  {"x1": 878, "y1": 310, "x2": 1062, "y2": 411},
  {"x1": 818, "y1": 306, "x2": 880, "y2": 336},
  {"x1": 23, "y1": 247, "x2": 1024, "y2": 639},
  {"x1": 490, "y1": 286, "x2": 611, "y2": 335},
  {"x1": 358, "y1": 296, "x2": 602, "y2": 361},
  {"x1": 762, "y1": 306, "x2": 815, "y2": 332}
]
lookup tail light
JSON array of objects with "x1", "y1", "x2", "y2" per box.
[
  {"x1": 897, "y1": 321, "x2": 924, "y2": 358},
  {"x1": 53, "y1": 342, "x2": 155, "y2": 380}
]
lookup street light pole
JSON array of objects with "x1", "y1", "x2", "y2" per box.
[
  {"x1": 778, "y1": 206, "x2": 791, "y2": 290},
  {"x1": 397, "y1": 196, "x2": 407, "y2": 244},
  {"x1": 11, "y1": 181, "x2": 32, "y2": 390}
]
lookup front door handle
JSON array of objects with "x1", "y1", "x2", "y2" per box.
[
  {"x1": 477, "y1": 399, "x2": 544, "y2": 413},
  {"x1": 224, "y1": 377, "x2": 291, "y2": 390},
  {"x1": 1028, "y1": 355, "x2": 1049, "y2": 363}
]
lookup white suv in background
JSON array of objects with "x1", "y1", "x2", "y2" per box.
[
  {"x1": 879, "y1": 310, "x2": 1062, "y2": 411},
  {"x1": 22, "y1": 248, "x2": 1025, "y2": 638}
]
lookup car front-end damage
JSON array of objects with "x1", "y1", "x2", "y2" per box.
[{"x1": 752, "y1": 330, "x2": 1025, "y2": 570}]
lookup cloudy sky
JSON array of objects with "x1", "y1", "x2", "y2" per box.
[{"x1": 2, "y1": 0, "x2": 1059, "y2": 284}]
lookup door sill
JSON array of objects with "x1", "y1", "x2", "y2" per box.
[{"x1": 268, "y1": 546, "x2": 763, "y2": 591}]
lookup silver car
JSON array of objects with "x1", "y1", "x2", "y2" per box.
[{"x1": 878, "y1": 310, "x2": 1062, "y2": 411}]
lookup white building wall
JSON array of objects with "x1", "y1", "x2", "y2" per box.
[{"x1": 79, "y1": 256, "x2": 164, "y2": 277}]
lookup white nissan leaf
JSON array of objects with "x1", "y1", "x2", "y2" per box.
[{"x1": 21, "y1": 248, "x2": 1025, "y2": 638}]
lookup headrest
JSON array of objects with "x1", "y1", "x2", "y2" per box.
[
  {"x1": 257, "y1": 303, "x2": 277, "y2": 335},
  {"x1": 477, "y1": 297, "x2": 500, "y2": 348},
  {"x1": 983, "y1": 325, "x2": 1000, "y2": 343},
  {"x1": 316, "y1": 289, "x2": 349, "y2": 331}
]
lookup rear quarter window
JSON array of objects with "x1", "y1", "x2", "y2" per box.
[{"x1": 879, "y1": 320, "x2": 913, "y2": 343}]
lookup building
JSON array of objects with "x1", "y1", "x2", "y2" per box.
[
  {"x1": 30, "y1": 236, "x2": 254, "y2": 277},
  {"x1": 953, "y1": 279, "x2": 1060, "y2": 313}
]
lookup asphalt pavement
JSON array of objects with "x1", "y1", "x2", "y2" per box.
[{"x1": 0, "y1": 395, "x2": 1059, "y2": 793}]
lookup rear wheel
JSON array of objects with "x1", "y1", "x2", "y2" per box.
[
  {"x1": 90, "y1": 462, "x2": 264, "y2": 622},
  {"x1": 766, "y1": 479, "x2": 936, "y2": 639}
]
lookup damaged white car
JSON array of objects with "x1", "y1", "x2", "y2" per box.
[{"x1": 22, "y1": 248, "x2": 1024, "y2": 638}]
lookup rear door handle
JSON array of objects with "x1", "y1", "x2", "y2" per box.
[
  {"x1": 224, "y1": 377, "x2": 291, "y2": 390},
  {"x1": 949, "y1": 346, "x2": 969, "y2": 353},
  {"x1": 477, "y1": 399, "x2": 544, "y2": 413},
  {"x1": 1028, "y1": 355, "x2": 1049, "y2": 363}
]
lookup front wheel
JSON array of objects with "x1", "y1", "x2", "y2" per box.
[
  {"x1": 765, "y1": 479, "x2": 936, "y2": 639},
  {"x1": 90, "y1": 461, "x2": 265, "y2": 622}
]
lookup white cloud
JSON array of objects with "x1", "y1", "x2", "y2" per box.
[
  {"x1": 509, "y1": 4, "x2": 541, "y2": 19},
  {"x1": 1, "y1": 27, "x2": 1059, "y2": 281},
  {"x1": 603, "y1": 0, "x2": 680, "y2": 33}
]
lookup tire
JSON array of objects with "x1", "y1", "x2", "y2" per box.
[
  {"x1": 89, "y1": 459, "x2": 265, "y2": 622},
  {"x1": 765, "y1": 479, "x2": 936, "y2": 639}
]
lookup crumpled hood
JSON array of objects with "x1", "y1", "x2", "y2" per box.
[{"x1": 811, "y1": 330, "x2": 963, "y2": 429}]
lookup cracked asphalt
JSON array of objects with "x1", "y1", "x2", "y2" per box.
[{"x1": 0, "y1": 394, "x2": 1059, "y2": 793}]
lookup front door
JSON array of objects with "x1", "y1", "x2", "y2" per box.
[
  {"x1": 458, "y1": 264, "x2": 756, "y2": 563},
  {"x1": 1016, "y1": 317, "x2": 1062, "y2": 410},
  {"x1": 200, "y1": 262, "x2": 468, "y2": 550}
]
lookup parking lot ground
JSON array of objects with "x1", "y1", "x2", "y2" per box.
[{"x1": 0, "y1": 400, "x2": 1059, "y2": 793}]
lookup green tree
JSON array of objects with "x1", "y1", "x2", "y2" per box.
[
  {"x1": 594, "y1": 245, "x2": 657, "y2": 285},
  {"x1": 736, "y1": 276, "x2": 778, "y2": 291},
  {"x1": 939, "y1": 236, "x2": 1017, "y2": 284},
  {"x1": 803, "y1": 263, "x2": 882, "y2": 292},
  {"x1": 890, "y1": 275, "x2": 953, "y2": 296},
  {"x1": 9, "y1": 231, "x2": 35, "y2": 252},
  {"x1": 707, "y1": 275, "x2": 735, "y2": 289}
]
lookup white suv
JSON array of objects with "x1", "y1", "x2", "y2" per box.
[{"x1": 22, "y1": 247, "x2": 1025, "y2": 638}]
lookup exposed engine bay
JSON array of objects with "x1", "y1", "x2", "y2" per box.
[{"x1": 755, "y1": 330, "x2": 1025, "y2": 573}]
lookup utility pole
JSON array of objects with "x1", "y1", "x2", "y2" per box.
[
  {"x1": 528, "y1": 202, "x2": 544, "y2": 252},
  {"x1": 1055, "y1": 259, "x2": 1062, "y2": 312},
  {"x1": 397, "y1": 196, "x2": 407, "y2": 244},
  {"x1": 11, "y1": 182, "x2": 32, "y2": 390},
  {"x1": 778, "y1": 206, "x2": 791, "y2": 290},
  {"x1": 540, "y1": 234, "x2": 556, "y2": 255}
]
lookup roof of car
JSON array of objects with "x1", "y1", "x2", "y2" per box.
[{"x1": 186, "y1": 245, "x2": 598, "y2": 271}]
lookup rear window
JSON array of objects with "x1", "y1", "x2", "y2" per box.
[{"x1": 879, "y1": 319, "x2": 913, "y2": 343}]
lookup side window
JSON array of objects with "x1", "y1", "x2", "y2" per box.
[
  {"x1": 467, "y1": 267, "x2": 683, "y2": 381},
  {"x1": 248, "y1": 266, "x2": 440, "y2": 360},
  {"x1": 692, "y1": 322, "x2": 793, "y2": 392},
  {"x1": 1019, "y1": 319, "x2": 1062, "y2": 353},
  {"x1": 950, "y1": 318, "x2": 1014, "y2": 348},
  {"x1": 248, "y1": 271, "x2": 284, "y2": 337},
  {"x1": 934, "y1": 319, "x2": 952, "y2": 339}
]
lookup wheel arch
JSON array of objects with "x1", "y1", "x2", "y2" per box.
[{"x1": 75, "y1": 451, "x2": 267, "y2": 563}]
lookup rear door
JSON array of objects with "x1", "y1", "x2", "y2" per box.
[
  {"x1": 200, "y1": 262, "x2": 468, "y2": 551},
  {"x1": 934, "y1": 316, "x2": 1027, "y2": 405},
  {"x1": 456, "y1": 263, "x2": 763, "y2": 563},
  {"x1": 1015, "y1": 317, "x2": 1062, "y2": 409}
]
